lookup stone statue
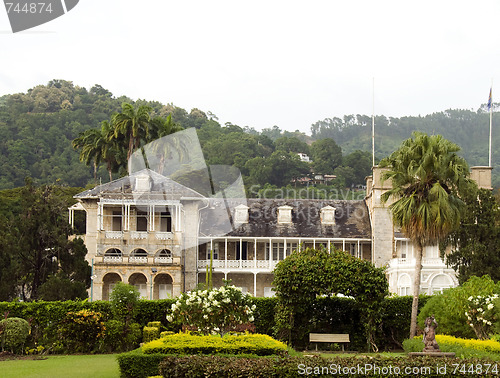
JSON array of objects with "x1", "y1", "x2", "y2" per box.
[{"x1": 423, "y1": 315, "x2": 440, "y2": 352}]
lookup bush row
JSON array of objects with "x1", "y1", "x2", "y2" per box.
[
  {"x1": 154, "y1": 355, "x2": 500, "y2": 378},
  {"x1": 142, "y1": 333, "x2": 287, "y2": 356},
  {"x1": 0, "y1": 295, "x2": 426, "y2": 351}
]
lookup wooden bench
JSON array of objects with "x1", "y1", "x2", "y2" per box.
[{"x1": 309, "y1": 333, "x2": 350, "y2": 352}]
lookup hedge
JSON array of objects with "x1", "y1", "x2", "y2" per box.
[
  {"x1": 117, "y1": 348, "x2": 167, "y2": 378},
  {"x1": 156, "y1": 355, "x2": 500, "y2": 377},
  {"x1": 0, "y1": 295, "x2": 428, "y2": 351},
  {"x1": 142, "y1": 333, "x2": 288, "y2": 356}
]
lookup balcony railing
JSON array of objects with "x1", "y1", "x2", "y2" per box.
[
  {"x1": 198, "y1": 260, "x2": 279, "y2": 270},
  {"x1": 154, "y1": 256, "x2": 173, "y2": 264},
  {"x1": 130, "y1": 231, "x2": 148, "y2": 240},
  {"x1": 155, "y1": 232, "x2": 173, "y2": 240},
  {"x1": 389, "y1": 257, "x2": 446, "y2": 268},
  {"x1": 129, "y1": 256, "x2": 148, "y2": 264},
  {"x1": 103, "y1": 256, "x2": 123, "y2": 263},
  {"x1": 105, "y1": 231, "x2": 123, "y2": 239}
]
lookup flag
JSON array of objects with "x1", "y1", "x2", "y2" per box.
[{"x1": 488, "y1": 88, "x2": 492, "y2": 110}]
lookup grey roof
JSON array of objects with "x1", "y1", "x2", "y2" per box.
[
  {"x1": 200, "y1": 199, "x2": 371, "y2": 239},
  {"x1": 74, "y1": 169, "x2": 204, "y2": 201}
]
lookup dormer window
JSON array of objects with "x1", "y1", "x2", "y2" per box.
[
  {"x1": 320, "y1": 206, "x2": 336, "y2": 225},
  {"x1": 277, "y1": 205, "x2": 293, "y2": 224},
  {"x1": 135, "y1": 174, "x2": 151, "y2": 192},
  {"x1": 234, "y1": 204, "x2": 249, "y2": 224}
]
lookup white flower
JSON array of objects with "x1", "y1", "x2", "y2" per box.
[
  {"x1": 488, "y1": 303, "x2": 494, "y2": 310},
  {"x1": 203, "y1": 315, "x2": 208, "y2": 319},
  {"x1": 251, "y1": 305, "x2": 256, "y2": 311},
  {"x1": 478, "y1": 308, "x2": 484, "y2": 313},
  {"x1": 166, "y1": 315, "x2": 173, "y2": 322},
  {"x1": 487, "y1": 321, "x2": 492, "y2": 326},
  {"x1": 248, "y1": 316, "x2": 254, "y2": 322},
  {"x1": 468, "y1": 296, "x2": 473, "y2": 301}
]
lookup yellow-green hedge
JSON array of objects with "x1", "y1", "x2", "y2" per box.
[
  {"x1": 436, "y1": 335, "x2": 500, "y2": 354},
  {"x1": 142, "y1": 333, "x2": 287, "y2": 356}
]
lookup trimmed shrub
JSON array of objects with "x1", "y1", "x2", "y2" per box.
[
  {"x1": 117, "y1": 348, "x2": 166, "y2": 378},
  {"x1": 147, "y1": 321, "x2": 162, "y2": 328},
  {"x1": 143, "y1": 326, "x2": 160, "y2": 344},
  {"x1": 0, "y1": 317, "x2": 30, "y2": 353},
  {"x1": 143, "y1": 333, "x2": 287, "y2": 356}
]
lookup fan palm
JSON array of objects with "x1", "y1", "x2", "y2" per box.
[{"x1": 380, "y1": 132, "x2": 473, "y2": 338}]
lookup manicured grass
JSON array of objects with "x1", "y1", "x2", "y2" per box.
[{"x1": 1, "y1": 354, "x2": 120, "y2": 378}]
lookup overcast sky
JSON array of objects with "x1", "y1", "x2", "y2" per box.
[{"x1": 1, "y1": 0, "x2": 500, "y2": 133}]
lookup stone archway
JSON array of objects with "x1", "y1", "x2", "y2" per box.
[
  {"x1": 154, "y1": 273, "x2": 173, "y2": 299},
  {"x1": 102, "y1": 272, "x2": 122, "y2": 300},
  {"x1": 129, "y1": 272, "x2": 148, "y2": 299}
]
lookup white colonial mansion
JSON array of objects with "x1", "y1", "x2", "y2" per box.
[{"x1": 70, "y1": 165, "x2": 493, "y2": 300}]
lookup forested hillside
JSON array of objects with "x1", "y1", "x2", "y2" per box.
[{"x1": 1, "y1": 80, "x2": 498, "y2": 193}]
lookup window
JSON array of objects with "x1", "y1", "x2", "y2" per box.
[
  {"x1": 136, "y1": 211, "x2": 148, "y2": 232},
  {"x1": 112, "y1": 210, "x2": 122, "y2": 231},
  {"x1": 266, "y1": 243, "x2": 298, "y2": 260},
  {"x1": 135, "y1": 284, "x2": 147, "y2": 298},
  {"x1": 264, "y1": 287, "x2": 275, "y2": 297},
  {"x1": 206, "y1": 243, "x2": 219, "y2": 260},
  {"x1": 236, "y1": 241, "x2": 248, "y2": 260},
  {"x1": 159, "y1": 284, "x2": 173, "y2": 299},
  {"x1": 160, "y1": 211, "x2": 172, "y2": 232}
]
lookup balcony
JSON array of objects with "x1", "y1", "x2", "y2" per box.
[
  {"x1": 389, "y1": 257, "x2": 446, "y2": 268},
  {"x1": 130, "y1": 231, "x2": 148, "y2": 240},
  {"x1": 198, "y1": 260, "x2": 279, "y2": 270},
  {"x1": 154, "y1": 256, "x2": 173, "y2": 264},
  {"x1": 105, "y1": 231, "x2": 123, "y2": 239},
  {"x1": 103, "y1": 256, "x2": 123, "y2": 263},
  {"x1": 129, "y1": 256, "x2": 148, "y2": 264},
  {"x1": 155, "y1": 232, "x2": 173, "y2": 240}
]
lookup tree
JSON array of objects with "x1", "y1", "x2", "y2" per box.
[
  {"x1": 274, "y1": 136, "x2": 309, "y2": 155},
  {"x1": 380, "y1": 132, "x2": 473, "y2": 338},
  {"x1": 444, "y1": 188, "x2": 500, "y2": 283},
  {"x1": 310, "y1": 138, "x2": 342, "y2": 174},
  {"x1": 11, "y1": 180, "x2": 91, "y2": 300},
  {"x1": 273, "y1": 247, "x2": 388, "y2": 351},
  {"x1": 72, "y1": 128, "x2": 106, "y2": 182},
  {"x1": 111, "y1": 102, "x2": 152, "y2": 161}
]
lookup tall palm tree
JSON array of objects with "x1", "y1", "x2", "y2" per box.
[
  {"x1": 111, "y1": 102, "x2": 152, "y2": 161},
  {"x1": 380, "y1": 132, "x2": 473, "y2": 338},
  {"x1": 72, "y1": 128, "x2": 106, "y2": 182},
  {"x1": 100, "y1": 120, "x2": 126, "y2": 181}
]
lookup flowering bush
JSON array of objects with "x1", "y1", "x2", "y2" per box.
[
  {"x1": 58, "y1": 309, "x2": 105, "y2": 352},
  {"x1": 166, "y1": 282, "x2": 255, "y2": 336},
  {"x1": 465, "y1": 294, "x2": 498, "y2": 339}
]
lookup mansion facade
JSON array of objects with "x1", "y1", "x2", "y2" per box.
[{"x1": 71, "y1": 166, "x2": 493, "y2": 300}]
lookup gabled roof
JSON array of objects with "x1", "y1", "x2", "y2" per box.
[
  {"x1": 200, "y1": 198, "x2": 371, "y2": 239},
  {"x1": 74, "y1": 169, "x2": 204, "y2": 201}
]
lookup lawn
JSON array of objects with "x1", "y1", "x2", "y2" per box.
[{"x1": 1, "y1": 354, "x2": 120, "y2": 378}]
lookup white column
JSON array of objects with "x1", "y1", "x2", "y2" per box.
[
  {"x1": 149, "y1": 205, "x2": 155, "y2": 231},
  {"x1": 98, "y1": 203, "x2": 103, "y2": 230},
  {"x1": 254, "y1": 238, "x2": 257, "y2": 268},
  {"x1": 239, "y1": 238, "x2": 242, "y2": 268},
  {"x1": 269, "y1": 238, "x2": 272, "y2": 269},
  {"x1": 342, "y1": 239, "x2": 346, "y2": 251},
  {"x1": 357, "y1": 240, "x2": 361, "y2": 259},
  {"x1": 253, "y1": 273, "x2": 257, "y2": 296},
  {"x1": 210, "y1": 239, "x2": 213, "y2": 260},
  {"x1": 284, "y1": 238, "x2": 287, "y2": 260},
  {"x1": 225, "y1": 238, "x2": 228, "y2": 269}
]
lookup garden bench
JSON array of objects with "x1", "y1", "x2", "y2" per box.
[{"x1": 309, "y1": 333, "x2": 350, "y2": 352}]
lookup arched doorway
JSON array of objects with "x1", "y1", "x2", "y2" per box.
[
  {"x1": 102, "y1": 272, "x2": 122, "y2": 300},
  {"x1": 129, "y1": 248, "x2": 148, "y2": 263},
  {"x1": 129, "y1": 272, "x2": 148, "y2": 299},
  {"x1": 154, "y1": 273, "x2": 173, "y2": 299}
]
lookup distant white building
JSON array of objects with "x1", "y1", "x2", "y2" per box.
[{"x1": 297, "y1": 152, "x2": 310, "y2": 162}]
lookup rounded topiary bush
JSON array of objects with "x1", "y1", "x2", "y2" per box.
[{"x1": 0, "y1": 317, "x2": 30, "y2": 353}]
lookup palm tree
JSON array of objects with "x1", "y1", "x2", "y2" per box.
[
  {"x1": 72, "y1": 128, "x2": 106, "y2": 182},
  {"x1": 111, "y1": 102, "x2": 152, "y2": 161},
  {"x1": 380, "y1": 132, "x2": 473, "y2": 338},
  {"x1": 100, "y1": 120, "x2": 126, "y2": 181}
]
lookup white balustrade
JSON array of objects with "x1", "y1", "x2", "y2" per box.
[
  {"x1": 155, "y1": 257, "x2": 173, "y2": 264},
  {"x1": 155, "y1": 232, "x2": 173, "y2": 240},
  {"x1": 103, "y1": 256, "x2": 122, "y2": 263},
  {"x1": 129, "y1": 256, "x2": 148, "y2": 264},
  {"x1": 105, "y1": 231, "x2": 123, "y2": 239},
  {"x1": 130, "y1": 231, "x2": 148, "y2": 240}
]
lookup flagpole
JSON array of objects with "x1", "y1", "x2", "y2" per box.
[
  {"x1": 489, "y1": 82, "x2": 493, "y2": 168},
  {"x1": 372, "y1": 77, "x2": 375, "y2": 167}
]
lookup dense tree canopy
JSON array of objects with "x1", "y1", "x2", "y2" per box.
[
  {"x1": 444, "y1": 188, "x2": 500, "y2": 284},
  {"x1": 0, "y1": 181, "x2": 90, "y2": 301}
]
